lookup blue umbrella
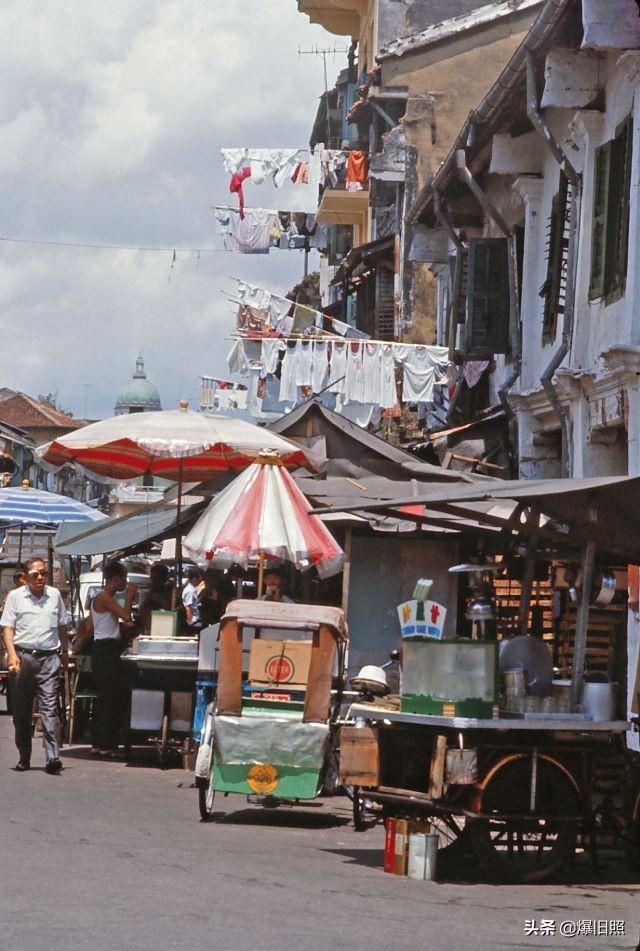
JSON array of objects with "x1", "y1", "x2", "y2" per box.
[{"x1": 0, "y1": 486, "x2": 108, "y2": 527}]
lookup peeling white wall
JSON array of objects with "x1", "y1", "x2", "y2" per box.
[{"x1": 582, "y1": 0, "x2": 640, "y2": 50}]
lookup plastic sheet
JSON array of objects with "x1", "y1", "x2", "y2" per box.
[{"x1": 213, "y1": 715, "x2": 329, "y2": 769}]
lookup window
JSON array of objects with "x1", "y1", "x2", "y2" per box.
[
  {"x1": 589, "y1": 115, "x2": 633, "y2": 301},
  {"x1": 540, "y1": 171, "x2": 570, "y2": 344},
  {"x1": 465, "y1": 238, "x2": 510, "y2": 355}
]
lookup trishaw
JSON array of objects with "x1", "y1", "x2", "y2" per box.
[{"x1": 195, "y1": 599, "x2": 348, "y2": 821}]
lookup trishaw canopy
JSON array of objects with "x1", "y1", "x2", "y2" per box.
[{"x1": 221, "y1": 599, "x2": 348, "y2": 641}]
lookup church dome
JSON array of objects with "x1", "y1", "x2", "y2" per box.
[{"x1": 114, "y1": 355, "x2": 162, "y2": 415}]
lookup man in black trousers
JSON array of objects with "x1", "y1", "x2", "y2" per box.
[{"x1": 1, "y1": 557, "x2": 68, "y2": 774}]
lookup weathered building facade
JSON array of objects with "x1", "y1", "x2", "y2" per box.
[{"x1": 409, "y1": 0, "x2": 640, "y2": 744}]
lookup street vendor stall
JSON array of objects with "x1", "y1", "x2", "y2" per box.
[
  {"x1": 325, "y1": 475, "x2": 640, "y2": 882},
  {"x1": 39, "y1": 405, "x2": 312, "y2": 765},
  {"x1": 195, "y1": 599, "x2": 348, "y2": 820}
]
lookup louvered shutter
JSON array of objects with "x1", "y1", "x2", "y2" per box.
[
  {"x1": 375, "y1": 263, "x2": 395, "y2": 340},
  {"x1": 607, "y1": 115, "x2": 633, "y2": 292},
  {"x1": 589, "y1": 141, "x2": 610, "y2": 300},
  {"x1": 466, "y1": 238, "x2": 510, "y2": 355}
]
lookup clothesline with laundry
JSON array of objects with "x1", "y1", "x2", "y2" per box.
[
  {"x1": 220, "y1": 147, "x2": 370, "y2": 216},
  {"x1": 224, "y1": 334, "x2": 451, "y2": 426},
  {"x1": 213, "y1": 206, "x2": 328, "y2": 255},
  {"x1": 199, "y1": 375, "x2": 247, "y2": 412},
  {"x1": 226, "y1": 278, "x2": 370, "y2": 340}
]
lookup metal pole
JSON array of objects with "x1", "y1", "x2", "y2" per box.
[
  {"x1": 257, "y1": 550, "x2": 265, "y2": 598},
  {"x1": 341, "y1": 527, "x2": 352, "y2": 616},
  {"x1": 571, "y1": 540, "x2": 596, "y2": 710},
  {"x1": 172, "y1": 459, "x2": 184, "y2": 610}
]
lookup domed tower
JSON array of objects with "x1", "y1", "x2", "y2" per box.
[{"x1": 114, "y1": 355, "x2": 162, "y2": 415}]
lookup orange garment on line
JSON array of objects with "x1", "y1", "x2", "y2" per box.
[{"x1": 345, "y1": 150, "x2": 368, "y2": 191}]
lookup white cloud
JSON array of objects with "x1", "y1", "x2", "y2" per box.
[{"x1": 0, "y1": 0, "x2": 335, "y2": 416}]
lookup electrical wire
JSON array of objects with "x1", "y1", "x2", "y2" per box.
[{"x1": 0, "y1": 235, "x2": 227, "y2": 253}]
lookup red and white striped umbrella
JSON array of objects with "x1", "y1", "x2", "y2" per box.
[
  {"x1": 36, "y1": 406, "x2": 310, "y2": 481},
  {"x1": 183, "y1": 460, "x2": 344, "y2": 579}
]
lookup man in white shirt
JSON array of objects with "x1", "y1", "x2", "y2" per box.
[
  {"x1": 1, "y1": 557, "x2": 68, "y2": 774},
  {"x1": 182, "y1": 568, "x2": 202, "y2": 632}
]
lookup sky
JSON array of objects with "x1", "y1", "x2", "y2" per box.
[{"x1": 0, "y1": 0, "x2": 339, "y2": 418}]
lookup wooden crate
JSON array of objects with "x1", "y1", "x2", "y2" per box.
[{"x1": 339, "y1": 725, "x2": 380, "y2": 786}]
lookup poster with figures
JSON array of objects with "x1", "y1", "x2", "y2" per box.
[{"x1": 397, "y1": 599, "x2": 447, "y2": 640}]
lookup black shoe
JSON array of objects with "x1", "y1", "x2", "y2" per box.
[
  {"x1": 45, "y1": 758, "x2": 62, "y2": 775},
  {"x1": 14, "y1": 760, "x2": 30, "y2": 772}
]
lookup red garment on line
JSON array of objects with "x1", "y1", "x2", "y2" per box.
[
  {"x1": 229, "y1": 167, "x2": 251, "y2": 219},
  {"x1": 345, "y1": 150, "x2": 368, "y2": 189}
]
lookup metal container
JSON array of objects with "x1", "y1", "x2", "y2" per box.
[
  {"x1": 445, "y1": 747, "x2": 478, "y2": 785},
  {"x1": 593, "y1": 570, "x2": 616, "y2": 606},
  {"x1": 407, "y1": 832, "x2": 438, "y2": 881},
  {"x1": 503, "y1": 665, "x2": 526, "y2": 697},
  {"x1": 581, "y1": 681, "x2": 616, "y2": 721}
]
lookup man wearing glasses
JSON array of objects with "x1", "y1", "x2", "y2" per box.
[{"x1": 1, "y1": 557, "x2": 69, "y2": 774}]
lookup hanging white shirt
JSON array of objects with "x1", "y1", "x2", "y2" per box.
[
  {"x1": 329, "y1": 341, "x2": 347, "y2": 393},
  {"x1": 344, "y1": 343, "x2": 366, "y2": 404},
  {"x1": 295, "y1": 340, "x2": 313, "y2": 387},
  {"x1": 260, "y1": 339, "x2": 281, "y2": 379},
  {"x1": 311, "y1": 341, "x2": 329, "y2": 393},
  {"x1": 394, "y1": 345, "x2": 449, "y2": 403},
  {"x1": 279, "y1": 343, "x2": 299, "y2": 403}
]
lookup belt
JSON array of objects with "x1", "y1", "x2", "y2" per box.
[{"x1": 15, "y1": 647, "x2": 59, "y2": 657}]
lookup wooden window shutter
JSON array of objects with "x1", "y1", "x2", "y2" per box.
[
  {"x1": 541, "y1": 172, "x2": 569, "y2": 345},
  {"x1": 589, "y1": 141, "x2": 610, "y2": 300},
  {"x1": 374, "y1": 262, "x2": 395, "y2": 340},
  {"x1": 466, "y1": 237, "x2": 509, "y2": 355},
  {"x1": 607, "y1": 115, "x2": 633, "y2": 293}
]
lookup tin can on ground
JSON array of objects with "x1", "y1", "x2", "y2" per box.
[{"x1": 407, "y1": 832, "x2": 438, "y2": 880}]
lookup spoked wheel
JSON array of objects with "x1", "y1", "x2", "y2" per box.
[
  {"x1": 352, "y1": 786, "x2": 383, "y2": 831},
  {"x1": 469, "y1": 754, "x2": 580, "y2": 883},
  {"x1": 198, "y1": 771, "x2": 217, "y2": 822},
  {"x1": 429, "y1": 815, "x2": 468, "y2": 857}
]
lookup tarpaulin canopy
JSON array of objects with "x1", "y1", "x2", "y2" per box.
[
  {"x1": 309, "y1": 475, "x2": 640, "y2": 563},
  {"x1": 0, "y1": 486, "x2": 107, "y2": 527},
  {"x1": 184, "y1": 461, "x2": 344, "y2": 578},
  {"x1": 53, "y1": 504, "x2": 203, "y2": 557}
]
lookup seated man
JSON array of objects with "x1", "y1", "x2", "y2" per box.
[{"x1": 260, "y1": 572, "x2": 293, "y2": 604}]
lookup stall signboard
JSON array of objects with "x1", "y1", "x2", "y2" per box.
[{"x1": 397, "y1": 600, "x2": 447, "y2": 640}]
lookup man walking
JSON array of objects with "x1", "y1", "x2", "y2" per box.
[{"x1": 1, "y1": 557, "x2": 68, "y2": 774}]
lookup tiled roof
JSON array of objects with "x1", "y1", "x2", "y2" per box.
[{"x1": 0, "y1": 393, "x2": 80, "y2": 430}]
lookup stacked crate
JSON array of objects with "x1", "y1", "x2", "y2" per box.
[{"x1": 493, "y1": 574, "x2": 555, "y2": 643}]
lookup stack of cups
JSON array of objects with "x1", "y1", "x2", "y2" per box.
[{"x1": 504, "y1": 665, "x2": 526, "y2": 713}]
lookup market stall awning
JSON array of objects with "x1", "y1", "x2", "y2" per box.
[
  {"x1": 309, "y1": 475, "x2": 640, "y2": 563},
  {"x1": 53, "y1": 504, "x2": 203, "y2": 557}
]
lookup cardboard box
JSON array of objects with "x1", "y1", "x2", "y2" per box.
[{"x1": 248, "y1": 638, "x2": 312, "y2": 687}]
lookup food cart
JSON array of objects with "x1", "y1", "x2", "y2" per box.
[
  {"x1": 330, "y1": 475, "x2": 640, "y2": 882},
  {"x1": 195, "y1": 599, "x2": 348, "y2": 821}
]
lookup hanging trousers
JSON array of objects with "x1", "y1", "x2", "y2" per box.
[
  {"x1": 91, "y1": 639, "x2": 126, "y2": 751},
  {"x1": 11, "y1": 650, "x2": 61, "y2": 763}
]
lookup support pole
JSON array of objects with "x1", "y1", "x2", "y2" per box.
[
  {"x1": 518, "y1": 505, "x2": 540, "y2": 637},
  {"x1": 257, "y1": 550, "x2": 265, "y2": 599},
  {"x1": 341, "y1": 528, "x2": 352, "y2": 616},
  {"x1": 571, "y1": 540, "x2": 596, "y2": 710},
  {"x1": 172, "y1": 459, "x2": 184, "y2": 610}
]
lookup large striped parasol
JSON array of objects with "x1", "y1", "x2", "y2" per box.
[
  {"x1": 0, "y1": 486, "x2": 107, "y2": 527},
  {"x1": 183, "y1": 459, "x2": 344, "y2": 580},
  {"x1": 36, "y1": 406, "x2": 310, "y2": 481}
]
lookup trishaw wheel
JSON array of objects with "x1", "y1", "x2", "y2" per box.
[
  {"x1": 198, "y1": 771, "x2": 216, "y2": 822},
  {"x1": 469, "y1": 754, "x2": 579, "y2": 883},
  {"x1": 352, "y1": 786, "x2": 381, "y2": 832}
]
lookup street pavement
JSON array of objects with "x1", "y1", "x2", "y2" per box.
[{"x1": 1, "y1": 703, "x2": 639, "y2": 951}]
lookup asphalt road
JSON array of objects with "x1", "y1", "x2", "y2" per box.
[{"x1": 1, "y1": 704, "x2": 639, "y2": 951}]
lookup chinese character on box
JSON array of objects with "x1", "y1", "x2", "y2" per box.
[{"x1": 397, "y1": 600, "x2": 447, "y2": 639}]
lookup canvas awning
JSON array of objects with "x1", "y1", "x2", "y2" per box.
[
  {"x1": 53, "y1": 503, "x2": 204, "y2": 557},
  {"x1": 309, "y1": 475, "x2": 640, "y2": 563}
]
